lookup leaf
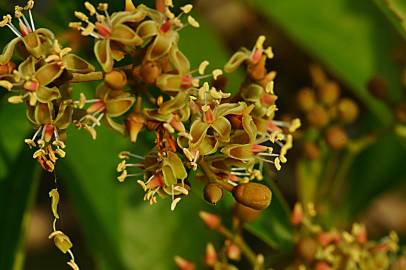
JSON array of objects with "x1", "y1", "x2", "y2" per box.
[
  {"x1": 245, "y1": 168, "x2": 294, "y2": 252},
  {"x1": 344, "y1": 133, "x2": 406, "y2": 217},
  {"x1": 250, "y1": 0, "x2": 403, "y2": 125},
  {"x1": 0, "y1": 149, "x2": 41, "y2": 270},
  {"x1": 374, "y1": 0, "x2": 406, "y2": 41}
]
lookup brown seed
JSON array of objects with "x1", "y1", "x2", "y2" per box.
[
  {"x1": 297, "y1": 87, "x2": 316, "y2": 112},
  {"x1": 303, "y1": 141, "x2": 321, "y2": 160},
  {"x1": 324, "y1": 126, "x2": 348, "y2": 150},
  {"x1": 367, "y1": 75, "x2": 388, "y2": 101},
  {"x1": 337, "y1": 98, "x2": 359, "y2": 123},
  {"x1": 232, "y1": 182, "x2": 272, "y2": 210},
  {"x1": 140, "y1": 61, "x2": 161, "y2": 84},
  {"x1": 204, "y1": 183, "x2": 223, "y2": 205},
  {"x1": 307, "y1": 105, "x2": 329, "y2": 127},
  {"x1": 233, "y1": 203, "x2": 261, "y2": 223},
  {"x1": 104, "y1": 70, "x2": 127, "y2": 90},
  {"x1": 318, "y1": 81, "x2": 340, "y2": 105}
]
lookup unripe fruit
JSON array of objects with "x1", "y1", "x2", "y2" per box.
[
  {"x1": 307, "y1": 105, "x2": 329, "y2": 127},
  {"x1": 104, "y1": 70, "x2": 127, "y2": 90},
  {"x1": 337, "y1": 98, "x2": 359, "y2": 123},
  {"x1": 318, "y1": 81, "x2": 340, "y2": 105},
  {"x1": 232, "y1": 182, "x2": 272, "y2": 210},
  {"x1": 324, "y1": 126, "x2": 348, "y2": 150},
  {"x1": 303, "y1": 141, "x2": 321, "y2": 160},
  {"x1": 296, "y1": 237, "x2": 317, "y2": 262},
  {"x1": 297, "y1": 87, "x2": 316, "y2": 112},
  {"x1": 233, "y1": 203, "x2": 262, "y2": 223},
  {"x1": 204, "y1": 183, "x2": 223, "y2": 205}
]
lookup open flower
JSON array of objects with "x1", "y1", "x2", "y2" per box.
[
  {"x1": 85, "y1": 83, "x2": 135, "y2": 135},
  {"x1": 70, "y1": 2, "x2": 146, "y2": 71},
  {"x1": 25, "y1": 102, "x2": 73, "y2": 171}
]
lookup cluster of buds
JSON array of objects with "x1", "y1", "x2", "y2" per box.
[
  {"x1": 289, "y1": 203, "x2": 404, "y2": 270},
  {"x1": 296, "y1": 65, "x2": 359, "y2": 159},
  {"x1": 175, "y1": 210, "x2": 265, "y2": 270}
]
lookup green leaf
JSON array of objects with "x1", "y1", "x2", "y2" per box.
[
  {"x1": 374, "y1": 0, "x2": 406, "y2": 41},
  {"x1": 245, "y1": 168, "x2": 294, "y2": 252},
  {"x1": 0, "y1": 149, "x2": 41, "y2": 270},
  {"x1": 251, "y1": 0, "x2": 403, "y2": 125}
]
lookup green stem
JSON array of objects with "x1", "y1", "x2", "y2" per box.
[
  {"x1": 218, "y1": 226, "x2": 263, "y2": 270},
  {"x1": 71, "y1": 72, "x2": 104, "y2": 83}
]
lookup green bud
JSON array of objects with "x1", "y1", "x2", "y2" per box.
[
  {"x1": 48, "y1": 231, "x2": 73, "y2": 253},
  {"x1": 232, "y1": 182, "x2": 272, "y2": 210}
]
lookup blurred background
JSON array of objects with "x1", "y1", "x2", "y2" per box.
[{"x1": 0, "y1": 0, "x2": 405, "y2": 269}]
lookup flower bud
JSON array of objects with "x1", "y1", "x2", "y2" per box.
[
  {"x1": 204, "y1": 243, "x2": 218, "y2": 267},
  {"x1": 104, "y1": 70, "x2": 127, "y2": 90},
  {"x1": 307, "y1": 105, "x2": 329, "y2": 127},
  {"x1": 48, "y1": 231, "x2": 73, "y2": 253},
  {"x1": 367, "y1": 75, "x2": 388, "y2": 101},
  {"x1": 315, "y1": 261, "x2": 333, "y2": 270},
  {"x1": 247, "y1": 55, "x2": 266, "y2": 81},
  {"x1": 318, "y1": 81, "x2": 340, "y2": 105},
  {"x1": 225, "y1": 242, "x2": 241, "y2": 261},
  {"x1": 199, "y1": 211, "x2": 221, "y2": 230},
  {"x1": 126, "y1": 113, "x2": 145, "y2": 143},
  {"x1": 174, "y1": 256, "x2": 195, "y2": 270},
  {"x1": 139, "y1": 61, "x2": 161, "y2": 84},
  {"x1": 233, "y1": 202, "x2": 261, "y2": 223},
  {"x1": 337, "y1": 98, "x2": 359, "y2": 123},
  {"x1": 290, "y1": 203, "x2": 304, "y2": 225},
  {"x1": 297, "y1": 87, "x2": 316, "y2": 112},
  {"x1": 302, "y1": 141, "x2": 321, "y2": 160},
  {"x1": 204, "y1": 183, "x2": 223, "y2": 205},
  {"x1": 0, "y1": 61, "x2": 15, "y2": 75},
  {"x1": 232, "y1": 182, "x2": 272, "y2": 210},
  {"x1": 324, "y1": 126, "x2": 348, "y2": 150},
  {"x1": 296, "y1": 237, "x2": 317, "y2": 262}
]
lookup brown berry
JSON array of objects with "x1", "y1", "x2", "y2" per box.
[
  {"x1": 104, "y1": 70, "x2": 127, "y2": 90},
  {"x1": 303, "y1": 141, "x2": 321, "y2": 160},
  {"x1": 232, "y1": 182, "x2": 272, "y2": 210},
  {"x1": 318, "y1": 81, "x2": 340, "y2": 105},
  {"x1": 367, "y1": 75, "x2": 388, "y2": 101},
  {"x1": 297, "y1": 87, "x2": 316, "y2": 112},
  {"x1": 337, "y1": 98, "x2": 359, "y2": 123},
  {"x1": 204, "y1": 183, "x2": 223, "y2": 205},
  {"x1": 307, "y1": 105, "x2": 329, "y2": 127},
  {"x1": 324, "y1": 126, "x2": 348, "y2": 150},
  {"x1": 233, "y1": 203, "x2": 262, "y2": 223}
]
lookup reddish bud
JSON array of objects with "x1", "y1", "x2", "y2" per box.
[
  {"x1": 174, "y1": 256, "x2": 195, "y2": 270},
  {"x1": 199, "y1": 211, "x2": 221, "y2": 230},
  {"x1": 204, "y1": 243, "x2": 218, "y2": 267},
  {"x1": 291, "y1": 203, "x2": 304, "y2": 225}
]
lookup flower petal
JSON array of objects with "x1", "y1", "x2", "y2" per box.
[
  {"x1": 34, "y1": 102, "x2": 53, "y2": 124},
  {"x1": 214, "y1": 102, "x2": 246, "y2": 117},
  {"x1": 105, "y1": 115, "x2": 126, "y2": 134},
  {"x1": 18, "y1": 56, "x2": 36, "y2": 76},
  {"x1": 110, "y1": 24, "x2": 143, "y2": 46},
  {"x1": 0, "y1": 37, "x2": 21, "y2": 65},
  {"x1": 190, "y1": 119, "x2": 209, "y2": 146},
  {"x1": 63, "y1": 54, "x2": 95, "y2": 73},
  {"x1": 34, "y1": 62, "x2": 63, "y2": 86},
  {"x1": 94, "y1": 39, "x2": 113, "y2": 72},
  {"x1": 221, "y1": 144, "x2": 253, "y2": 161},
  {"x1": 54, "y1": 104, "x2": 73, "y2": 130},
  {"x1": 136, "y1": 20, "x2": 159, "y2": 39},
  {"x1": 146, "y1": 32, "x2": 177, "y2": 60},
  {"x1": 156, "y1": 74, "x2": 183, "y2": 92},
  {"x1": 111, "y1": 9, "x2": 147, "y2": 26},
  {"x1": 106, "y1": 96, "x2": 135, "y2": 117},
  {"x1": 198, "y1": 136, "x2": 219, "y2": 156},
  {"x1": 169, "y1": 46, "x2": 190, "y2": 75},
  {"x1": 212, "y1": 117, "x2": 231, "y2": 142},
  {"x1": 36, "y1": 86, "x2": 61, "y2": 103},
  {"x1": 165, "y1": 152, "x2": 187, "y2": 181},
  {"x1": 158, "y1": 92, "x2": 188, "y2": 115},
  {"x1": 241, "y1": 84, "x2": 263, "y2": 102},
  {"x1": 224, "y1": 49, "x2": 250, "y2": 73}
]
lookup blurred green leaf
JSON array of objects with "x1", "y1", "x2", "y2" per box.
[
  {"x1": 245, "y1": 168, "x2": 294, "y2": 252},
  {"x1": 344, "y1": 133, "x2": 406, "y2": 217},
  {"x1": 374, "y1": 0, "x2": 406, "y2": 41},
  {"x1": 251, "y1": 0, "x2": 403, "y2": 125},
  {"x1": 0, "y1": 149, "x2": 40, "y2": 270}
]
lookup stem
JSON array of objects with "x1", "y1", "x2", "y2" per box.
[
  {"x1": 218, "y1": 226, "x2": 263, "y2": 269},
  {"x1": 71, "y1": 72, "x2": 104, "y2": 83},
  {"x1": 198, "y1": 159, "x2": 233, "y2": 191}
]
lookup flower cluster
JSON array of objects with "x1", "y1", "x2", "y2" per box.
[
  {"x1": 289, "y1": 203, "x2": 404, "y2": 270},
  {"x1": 295, "y1": 65, "x2": 359, "y2": 159}
]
